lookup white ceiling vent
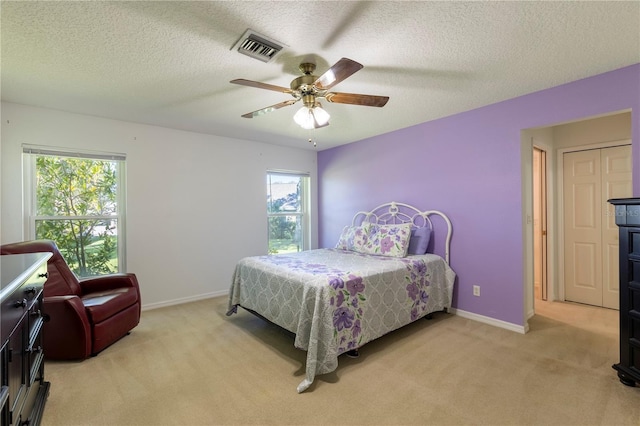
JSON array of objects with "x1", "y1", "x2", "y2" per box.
[{"x1": 231, "y1": 29, "x2": 285, "y2": 63}]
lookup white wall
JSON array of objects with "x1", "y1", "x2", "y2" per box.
[
  {"x1": 1, "y1": 102, "x2": 318, "y2": 309},
  {"x1": 552, "y1": 112, "x2": 631, "y2": 148}
]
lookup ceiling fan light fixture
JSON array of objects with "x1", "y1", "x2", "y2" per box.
[
  {"x1": 312, "y1": 104, "x2": 330, "y2": 126},
  {"x1": 293, "y1": 105, "x2": 330, "y2": 129},
  {"x1": 293, "y1": 107, "x2": 314, "y2": 129}
]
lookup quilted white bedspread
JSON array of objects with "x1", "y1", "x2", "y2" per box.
[{"x1": 227, "y1": 248, "x2": 455, "y2": 392}]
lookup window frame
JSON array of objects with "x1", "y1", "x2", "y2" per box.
[
  {"x1": 267, "y1": 170, "x2": 310, "y2": 254},
  {"x1": 22, "y1": 145, "x2": 127, "y2": 273}
]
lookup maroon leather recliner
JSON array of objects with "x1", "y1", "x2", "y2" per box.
[{"x1": 1, "y1": 240, "x2": 141, "y2": 360}]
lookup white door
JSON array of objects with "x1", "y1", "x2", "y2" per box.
[
  {"x1": 601, "y1": 145, "x2": 633, "y2": 309},
  {"x1": 564, "y1": 149, "x2": 602, "y2": 306},
  {"x1": 563, "y1": 145, "x2": 631, "y2": 309}
]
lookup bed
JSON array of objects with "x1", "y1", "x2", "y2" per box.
[{"x1": 226, "y1": 202, "x2": 455, "y2": 392}]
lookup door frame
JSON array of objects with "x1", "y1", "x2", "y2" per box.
[
  {"x1": 521, "y1": 130, "x2": 556, "y2": 326},
  {"x1": 556, "y1": 139, "x2": 631, "y2": 302},
  {"x1": 533, "y1": 147, "x2": 548, "y2": 302}
]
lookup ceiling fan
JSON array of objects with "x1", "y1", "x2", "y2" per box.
[{"x1": 230, "y1": 57, "x2": 389, "y2": 129}]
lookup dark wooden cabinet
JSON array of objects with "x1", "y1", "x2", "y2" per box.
[
  {"x1": 1, "y1": 252, "x2": 52, "y2": 425},
  {"x1": 609, "y1": 197, "x2": 640, "y2": 387}
]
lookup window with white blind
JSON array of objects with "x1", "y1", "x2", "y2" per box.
[
  {"x1": 23, "y1": 146, "x2": 126, "y2": 277},
  {"x1": 267, "y1": 171, "x2": 310, "y2": 254}
]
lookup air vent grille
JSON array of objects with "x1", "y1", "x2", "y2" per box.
[{"x1": 231, "y1": 29, "x2": 285, "y2": 63}]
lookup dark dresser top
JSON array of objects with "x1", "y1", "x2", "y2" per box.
[
  {"x1": 609, "y1": 197, "x2": 640, "y2": 205},
  {"x1": 609, "y1": 198, "x2": 640, "y2": 226},
  {"x1": 1, "y1": 252, "x2": 52, "y2": 302}
]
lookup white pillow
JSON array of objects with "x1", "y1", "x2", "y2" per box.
[
  {"x1": 356, "y1": 223, "x2": 412, "y2": 257},
  {"x1": 335, "y1": 224, "x2": 370, "y2": 251}
]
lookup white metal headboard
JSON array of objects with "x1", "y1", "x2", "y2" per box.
[{"x1": 352, "y1": 201, "x2": 453, "y2": 264}]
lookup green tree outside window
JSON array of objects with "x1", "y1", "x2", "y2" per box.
[{"x1": 34, "y1": 155, "x2": 122, "y2": 277}]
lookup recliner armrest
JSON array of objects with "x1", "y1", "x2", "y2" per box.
[
  {"x1": 43, "y1": 295, "x2": 92, "y2": 359},
  {"x1": 44, "y1": 295, "x2": 90, "y2": 330},
  {"x1": 79, "y1": 273, "x2": 140, "y2": 294}
]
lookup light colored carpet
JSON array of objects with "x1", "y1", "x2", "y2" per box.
[{"x1": 42, "y1": 296, "x2": 640, "y2": 426}]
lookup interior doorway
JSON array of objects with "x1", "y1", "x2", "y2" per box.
[{"x1": 523, "y1": 111, "x2": 632, "y2": 330}]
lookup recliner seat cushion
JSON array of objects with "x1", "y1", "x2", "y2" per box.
[{"x1": 82, "y1": 287, "x2": 139, "y2": 324}]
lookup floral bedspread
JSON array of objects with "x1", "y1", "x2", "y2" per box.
[{"x1": 227, "y1": 248, "x2": 455, "y2": 392}]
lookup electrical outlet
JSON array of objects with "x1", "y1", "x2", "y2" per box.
[{"x1": 473, "y1": 285, "x2": 481, "y2": 297}]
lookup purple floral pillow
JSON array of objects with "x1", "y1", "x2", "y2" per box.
[
  {"x1": 335, "y1": 224, "x2": 370, "y2": 251},
  {"x1": 358, "y1": 223, "x2": 412, "y2": 257}
]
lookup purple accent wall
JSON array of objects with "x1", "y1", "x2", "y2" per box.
[{"x1": 318, "y1": 64, "x2": 640, "y2": 327}]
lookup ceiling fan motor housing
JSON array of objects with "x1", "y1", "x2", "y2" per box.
[
  {"x1": 291, "y1": 74, "x2": 319, "y2": 107},
  {"x1": 290, "y1": 74, "x2": 317, "y2": 91}
]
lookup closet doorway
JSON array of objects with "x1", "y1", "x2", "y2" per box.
[
  {"x1": 525, "y1": 112, "x2": 632, "y2": 330},
  {"x1": 562, "y1": 144, "x2": 632, "y2": 309}
]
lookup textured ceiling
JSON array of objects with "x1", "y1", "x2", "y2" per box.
[{"x1": 2, "y1": 1, "x2": 639, "y2": 150}]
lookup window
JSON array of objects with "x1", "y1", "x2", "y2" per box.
[
  {"x1": 267, "y1": 171, "x2": 310, "y2": 254},
  {"x1": 24, "y1": 146, "x2": 126, "y2": 277}
]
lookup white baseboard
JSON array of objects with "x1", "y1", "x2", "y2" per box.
[
  {"x1": 449, "y1": 307, "x2": 529, "y2": 334},
  {"x1": 141, "y1": 290, "x2": 227, "y2": 311}
]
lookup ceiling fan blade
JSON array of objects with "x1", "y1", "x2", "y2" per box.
[
  {"x1": 230, "y1": 79, "x2": 292, "y2": 94},
  {"x1": 314, "y1": 58, "x2": 363, "y2": 90},
  {"x1": 324, "y1": 92, "x2": 389, "y2": 107},
  {"x1": 240, "y1": 100, "x2": 298, "y2": 118}
]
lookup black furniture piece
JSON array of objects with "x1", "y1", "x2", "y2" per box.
[
  {"x1": 1, "y1": 252, "x2": 52, "y2": 426},
  {"x1": 609, "y1": 197, "x2": 640, "y2": 387}
]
